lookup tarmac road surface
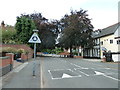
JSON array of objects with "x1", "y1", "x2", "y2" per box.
[{"x1": 2, "y1": 57, "x2": 119, "y2": 89}]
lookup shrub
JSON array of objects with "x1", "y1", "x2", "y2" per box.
[
  {"x1": 2, "y1": 27, "x2": 16, "y2": 44},
  {"x1": 2, "y1": 47, "x2": 17, "y2": 53},
  {"x1": 41, "y1": 48, "x2": 63, "y2": 54},
  {"x1": 17, "y1": 48, "x2": 25, "y2": 54}
]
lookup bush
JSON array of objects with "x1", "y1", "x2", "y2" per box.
[
  {"x1": 2, "y1": 47, "x2": 29, "y2": 55},
  {"x1": 41, "y1": 48, "x2": 63, "y2": 54},
  {"x1": 2, "y1": 27, "x2": 16, "y2": 44},
  {"x1": 2, "y1": 47, "x2": 17, "y2": 53},
  {"x1": 73, "y1": 52, "x2": 81, "y2": 56},
  {"x1": 17, "y1": 48, "x2": 25, "y2": 54}
]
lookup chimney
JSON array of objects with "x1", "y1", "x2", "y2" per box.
[{"x1": 1, "y1": 21, "x2": 5, "y2": 29}]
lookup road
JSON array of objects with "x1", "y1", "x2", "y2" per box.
[{"x1": 2, "y1": 57, "x2": 120, "y2": 89}]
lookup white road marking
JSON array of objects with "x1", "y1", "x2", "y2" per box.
[
  {"x1": 81, "y1": 68, "x2": 89, "y2": 69},
  {"x1": 40, "y1": 64, "x2": 43, "y2": 88},
  {"x1": 94, "y1": 71, "x2": 104, "y2": 75},
  {"x1": 78, "y1": 70, "x2": 90, "y2": 76},
  {"x1": 62, "y1": 73, "x2": 72, "y2": 78},
  {"x1": 70, "y1": 63, "x2": 85, "y2": 69},
  {"x1": 102, "y1": 74, "x2": 120, "y2": 81},
  {"x1": 50, "y1": 75, "x2": 81, "y2": 80},
  {"x1": 48, "y1": 69, "x2": 81, "y2": 80},
  {"x1": 48, "y1": 70, "x2": 53, "y2": 79},
  {"x1": 49, "y1": 69, "x2": 71, "y2": 71},
  {"x1": 48, "y1": 60, "x2": 119, "y2": 81},
  {"x1": 74, "y1": 68, "x2": 89, "y2": 70},
  {"x1": 74, "y1": 68, "x2": 81, "y2": 70},
  {"x1": 92, "y1": 68, "x2": 111, "y2": 70},
  {"x1": 13, "y1": 62, "x2": 28, "y2": 72},
  {"x1": 94, "y1": 71, "x2": 120, "y2": 81}
]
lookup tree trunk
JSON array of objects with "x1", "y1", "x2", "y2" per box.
[
  {"x1": 78, "y1": 47, "x2": 80, "y2": 56},
  {"x1": 70, "y1": 46, "x2": 73, "y2": 58}
]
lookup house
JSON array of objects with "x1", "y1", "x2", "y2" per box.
[
  {"x1": 99, "y1": 23, "x2": 120, "y2": 58},
  {"x1": 83, "y1": 22, "x2": 120, "y2": 59},
  {"x1": 83, "y1": 30, "x2": 101, "y2": 59}
]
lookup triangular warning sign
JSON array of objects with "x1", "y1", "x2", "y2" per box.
[
  {"x1": 62, "y1": 73, "x2": 72, "y2": 78},
  {"x1": 28, "y1": 33, "x2": 41, "y2": 43}
]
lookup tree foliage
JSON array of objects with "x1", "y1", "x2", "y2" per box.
[
  {"x1": 15, "y1": 13, "x2": 60, "y2": 50},
  {"x1": 15, "y1": 15, "x2": 36, "y2": 44},
  {"x1": 28, "y1": 13, "x2": 61, "y2": 50},
  {"x1": 59, "y1": 9, "x2": 94, "y2": 57},
  {"x1": 1, "y1": 25, "x2": 16, "y2": 44}
]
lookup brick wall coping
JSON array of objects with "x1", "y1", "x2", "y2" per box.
[
  {"x1": 0, "y1": 56, "x2": 9, "y2": 59},
  {"x1": 6, "y1": 53, "x2": 14, "y2": 54}
]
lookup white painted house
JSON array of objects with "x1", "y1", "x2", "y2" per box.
[{"x1": 83, "y1": 22, "x2": 120, "y2": 62}]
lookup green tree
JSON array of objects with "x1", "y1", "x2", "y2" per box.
[
  {"x1": 2, "y1": 25, "x2": 16, "y2": 44},
  {"x1": 59, "y1": 9, "x2": 94, "y2": 57},
  {"x1": 28, "y1": 13, "x2": 60, "y2": 50},
  {"x1": 15, "y1": 15, "x2": 36, "y2": 44}
]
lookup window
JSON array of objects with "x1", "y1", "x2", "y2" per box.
[
  {"x1": 117, "y1": 40, "x2": 120, "y2": 44},
  {"x1": 110, "y1": 40, "x2": 113, "y2": 44},
  {"x1": 101, "y1": 41, "x2": 103, "y2": 45}
]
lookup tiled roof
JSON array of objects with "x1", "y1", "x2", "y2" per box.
[{"x1": 93, "y1": 22, "x2": 120, "y2": 38}]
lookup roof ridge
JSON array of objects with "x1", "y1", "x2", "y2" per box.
[{"x1": 102, "y1": 22, "x2": 120, "y2": 30}]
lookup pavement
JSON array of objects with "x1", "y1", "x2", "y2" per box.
[
  {"x1": 2, "y1": 59, "x2": 41, "y2": 89},
  {"x1": 0, "y1": 60, "x2": 23, "y2": 90},
  {"x1": 2, "y1": 60, "x2": 23, "y2": 78},
  {"x1": 13, "y1": 60, "x2": 23, "y2": 68},
  {"x1": 82, "y1": 58, "x2": 102, "y2": 62}
]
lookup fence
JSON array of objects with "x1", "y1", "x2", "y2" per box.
[{"x1": 103, "y1": 52, "x2": 120, "y2": 62}]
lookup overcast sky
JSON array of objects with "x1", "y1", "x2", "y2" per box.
[{"x1": 0, "y1": 0, "x2": 119, "y2": 30}]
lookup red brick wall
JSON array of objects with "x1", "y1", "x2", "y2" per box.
[
  {"x1": 1, "y1": 44, "x2": 33, "y2": 59},
  {"x1": 21, "y1": 53, "x2": 28, "y2": 60},
  {"x1": 1, "y1": 57, "x2": 11, "y2": 67},
  {"x1": 6, "y1": 53, "x2": 14, "y2": 64},
  {"x1": 0, "y1": 53, "x2": 14, "y2": 76},
  {"x1": 0, "y1": 53, "x2": 14, "y2": 67}
]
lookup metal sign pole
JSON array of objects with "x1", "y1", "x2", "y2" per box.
[
  {"x1": 33, "y1": 43, "x2": 36, "y2": 76},
  {"x1": 28, "y1": 29, "x2": 41, "y2": 76}
]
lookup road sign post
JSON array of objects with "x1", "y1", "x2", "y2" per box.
[
  {"x1": 33, "y1": 43, "x2": 36, "y2": 76},
  {"x1": 28, "y1": 30, "x2": 41, "y2": 76}
]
